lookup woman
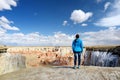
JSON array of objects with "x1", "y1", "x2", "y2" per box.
[{"x1": 72, "y1": 34, "x2": 83, "y2": 69}]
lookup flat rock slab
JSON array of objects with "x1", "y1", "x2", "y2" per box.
[{"x1": 0, "y1": 66, "x2": 120, "y2": 80}]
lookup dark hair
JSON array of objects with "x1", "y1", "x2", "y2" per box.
[{"x1": 75, "y1": 34, "x2": 79, "y2": 39}]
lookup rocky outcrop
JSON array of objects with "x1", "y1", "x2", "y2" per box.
[
  {"x1": 24, "y1": 52, "x2": 73, "y2": 67},
  {"x1": 6, "y1": 46, "x2": 120, "y2": 67},
  {"x1": 0, "y1": 53, "x2": 26, "y2": 75},
  {"x1": 7, "y1": 47, "x2": 74, "y2": 67},
  {"x1": 83, "y1": 51, "x2": 120, "y2": 67},
  {"x1": 82, "y1": 46, "x2": 120, "y2": 67}
]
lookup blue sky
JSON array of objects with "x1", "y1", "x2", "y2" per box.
[{"x1": 0, "y1": 0, "x2": 120, "y2": 46}]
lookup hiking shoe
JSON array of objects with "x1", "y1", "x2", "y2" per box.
[
  {"x1": 78, "y1": 66, "x2": 80, "y2": 69},
  {"x1": 73, "y1": 66, "x2": 76, "y2": 69}
]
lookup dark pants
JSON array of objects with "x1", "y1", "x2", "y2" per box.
[{"x1": 74, "y1": 52, "x2": 81, "y2": 66}]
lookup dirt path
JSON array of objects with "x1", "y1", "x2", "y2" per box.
[{"x1": 0, "y1": 66, "x2": 120, "y2": 80}]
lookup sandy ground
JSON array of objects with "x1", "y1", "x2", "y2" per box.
[{"x1": 0, "y1": 66, "x2": 120, "y2": 80}]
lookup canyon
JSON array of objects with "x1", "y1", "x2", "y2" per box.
[{"x1": 0, "y1": 46, "x2": 120, "y2": 80}]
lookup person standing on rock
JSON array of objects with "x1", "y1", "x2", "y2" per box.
[{"x1": 72, "y1": 34, "x2": 83, "y2": 69}]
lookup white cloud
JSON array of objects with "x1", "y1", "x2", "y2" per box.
[
  {"x1": 0, "y1": 16, "x2": 19, "y2": 31},
  {"x1": 104, "y1": 2, "x2": 111, "y2": 11},
  {"x1": 95, "y1": 15, "x2": 120, "y2": 27},
  {"x1": 0, "y1": 0, "x2": 17, "y2": 11},
  {"x1": 81, "y1": 23, "x2": 88, "y2": 26},
  {"x1": 95, "y1": 0, "x2": 120, "y2": 27},
  {"x1": 82, "y1": 27, "x2": 120, "y2": 46},
  {"x1": 0, "y1": 27, "x2": 6, "y2": 35},
  {"x1": 1, "y1": 27, "x2": 120, "y2": 46},
  {"x1": 0, "y1": 16, "x2": 10, "y2": 23},
  {"x1": 70, "y1": 10, "x2": 93, "y2": 24},
  {"x1": 62, "y1": 20, "x2": 68, "y2": 26},
  {"x1": 0, "y1": 31, "x2": 74, "y2": 46}
]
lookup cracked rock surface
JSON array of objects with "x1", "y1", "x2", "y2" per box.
[{"x1": 0, "y1": 66, "x2": 120, "y2": 80}]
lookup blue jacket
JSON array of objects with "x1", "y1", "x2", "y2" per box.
[{"x1": 72, "y1": 38, "x2": 83, "y2": 53}]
